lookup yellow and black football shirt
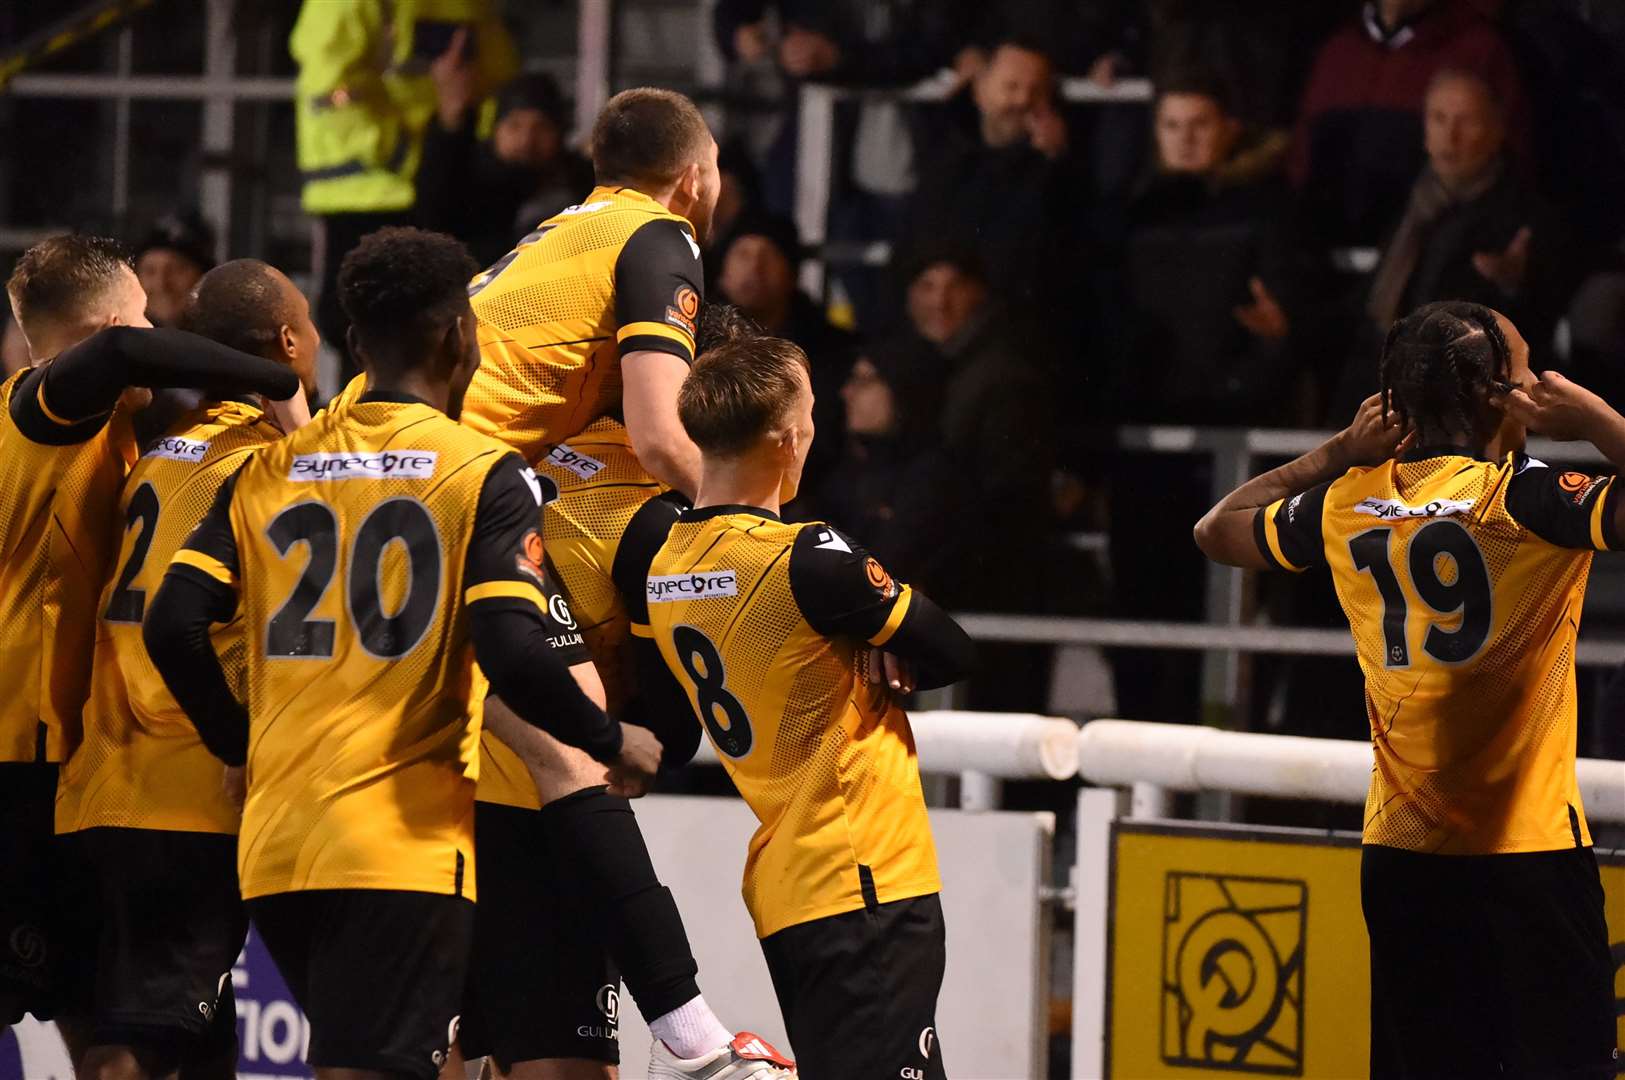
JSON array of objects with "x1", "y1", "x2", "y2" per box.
[
  {"x1": 461, "y1": 184, "x2": 704, "y2": 460},
  {"x1": 0, "y1": 367, "x2": 136, "y2": 764},
  {"x1": 634, "y1": 507, "x2": 943, "y2": 938},
  {"x1": 165, "y1": 391, "x2": 554, "y2": 900},
  {"x1": 56, "y1": 400, "x2": 281, "y2": 836},
  {"x1": 476, "y1": 418, "x2": 685, "y2": 808},
  {"x1": 1257, "y1": 448, "x2": 1621, "y2": 855}
]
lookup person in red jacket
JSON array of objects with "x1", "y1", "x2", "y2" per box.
[{"x1": 1289, "y1": 0, "x2": 1529, "y2": 249}]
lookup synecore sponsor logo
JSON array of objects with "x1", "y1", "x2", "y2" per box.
[
  {"x1": 145, "y1": 436, "x2": 209, "y2": 462},
  {"x1": 546, "y1": 444, "x2": 605, "y2": 480},
  {"x1": 290, "y1": 450, "x2": 438, "y2": 481},
  {"x1": 1354, "y1": 496, "x2": 1474, "y2": 521},
  {"x1": 647, "y1": 571, "x2": 739, "y2": 603}
]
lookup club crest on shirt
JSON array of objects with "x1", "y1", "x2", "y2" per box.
[
  {"x1": 1353, "y1": 496, "x2": 1474, "y2": 521},
  {"x1": 665, "y1": 285, "x2": 699, "y2": 337}
]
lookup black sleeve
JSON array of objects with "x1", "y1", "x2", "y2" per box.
[
  {"x1": 463, "y1": 454, "x2": 623, "y2": 761},
  {"x1": 787, "y1": 523, "x2": 976, "y2": 691},
  {"x1": 613, "y1": 218, "x2": 703, "y2": 363},
  {"x1": 610, "y1": 490, "x2": 690, "y2": 626},
  {"x1": 1504, "y1": 458, "x2": 1622, "y2": 551},
  {"x1": 1252, "y1": 482, "x2": 1331, "y2": 572},
  {"x1": 606, "y1": 491, "x2": 700, "y2": 766},
  {"x1": 537, "y1": 560, "x2": 593, "y2": 667},
  {"x1": 12, "y1": 326, "x2": 299, "y2": 442},
  {"x1": 625, "y1": 634, "x2": 704, "y2": 768},
  {"x1": 146, "y1": 465, "x2": 249, "y2": 767}
]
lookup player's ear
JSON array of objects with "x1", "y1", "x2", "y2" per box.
[
  {"x1": 680, "y1": 161, "x2": 702, "y2": 203},
  {"x1": 278, "y1": 324, "x2": 298, "y2": 363}
]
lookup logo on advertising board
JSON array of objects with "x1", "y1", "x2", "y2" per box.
[{"x1": 1162, "y1": 872, "x2": 1306, "y2": 1075}]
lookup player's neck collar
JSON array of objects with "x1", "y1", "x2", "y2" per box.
[
  {"x1": 1400, "y1": 443, "x2": 1490, "y2": 463},
  {"x1": 681, "y1": 503, "x2": 780, "y2": 523}
]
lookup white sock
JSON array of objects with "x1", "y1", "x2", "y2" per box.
[{"x1": 649, "y1": 993, "x2": 733, "y2": 1060}]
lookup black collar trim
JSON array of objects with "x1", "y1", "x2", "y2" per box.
[{"x1": 679, "y1": 503, "x2": 780, "y2": 523}]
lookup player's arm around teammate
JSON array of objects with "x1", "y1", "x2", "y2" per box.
[{"x1": 0, "y1": 236, "x2": 304, "y2": 1059}]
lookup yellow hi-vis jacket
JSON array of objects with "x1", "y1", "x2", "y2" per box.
[{"x1": 290, "y1": 0, "x2": 517, "y2": 215}]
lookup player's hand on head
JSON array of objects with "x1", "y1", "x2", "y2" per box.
[
  {"x1": 1494, "y1": 370, "x2": 1612, "y2": 442},
  {"x1": 1337, "y1": 393, "x2": 1411, "y2": 466},
  {"x1": 608, "y1": 722, "x2": 663, "y2": 797}
]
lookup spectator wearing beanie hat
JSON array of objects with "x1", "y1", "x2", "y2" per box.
[
  {"x1": 715, "y1": 210, "x2": 859, "y2": 501},
  {"x1": 416, "y1": 71, "x2": 595, "y2": 265},
  {"x1": 134, "y1": 211, "x2": 216, "y2": 327}
]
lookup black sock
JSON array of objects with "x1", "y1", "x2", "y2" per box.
[{"x1": 539, "y1": 785, "x2": 702, "y2": 1019}]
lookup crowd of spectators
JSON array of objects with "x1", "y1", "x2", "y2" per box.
[{"x1": 32, "y1": 0, "x2": 1622, "y2": 737}]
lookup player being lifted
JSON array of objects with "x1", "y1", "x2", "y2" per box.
[
  {"x1": 456, "y1": 87, "x2": 791, "y2": 1078},
  {"x1": 144, "y1": 228, "x2": 659, "y2": 1080},
  {"x1": 1196, "y1": 302, "x2": 1619, "y2": 1076},
  {"x1": 54, "y1": 260, "x2": 318, "y2": 1080},
  {"x1": 0, "y1": 236, "x2": 304, "y2": 1055},
  {"x1": 623, "y1": 336, "x2": 976, "y2": 1080},
  {"x1": 461, "y1": 305, "x2": 771, "y2": 1080}
]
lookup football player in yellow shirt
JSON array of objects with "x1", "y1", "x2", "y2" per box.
[
  {"x1": 1196, "y1": 301, "x2": 1620, "y2": 1077},
  {"x1": 143, "y1": 228, "x2": 660, "y2": 1080},
  {"x1": 54, "y1": 260, "x2": 318, "y2": 1080},
  {"x1": 628, "y1": 336, "x2": 976, "y2": 1080},
  {"x1": 0, "y1": 236, "x2": 304, "y2": 1056},
  {"x1": 458, "y1": 89, "x2": 792, "y2": 1079}
]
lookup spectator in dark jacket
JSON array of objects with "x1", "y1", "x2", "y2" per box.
[
  {"x1": 1329, "y1": 68, "x2": 1575, "y2": 418},
  {"x1": 715, "y1": 212, "x2": 859, "y2": 497},
  {"x1": 903, "y1": 250, "x2": 1054, "y2": 611},
  {"x1": 416, "y1": 72, "x2": 595, "y2": 266},
  {"x1": 901, "y1": 40, "x2": 1076, "y2": 328},
  {"x1": 1290, "y1": 0, "x2": 1530, "y2": 249},
  {"x1": 1103, "y1": 75, "x2": 1303, "y2": 426},
  {"x1": 813, "y1": 338, "x2": 960, "y2": 594}
]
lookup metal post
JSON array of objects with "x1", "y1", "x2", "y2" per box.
[
  {"x1": 1199, "y1": 430, "x2": 1253, "y2": 728},
  {"x1": 1129, "y1": 781, "x2": 1170, "y2": 820},
  {"x1": 1072, "y1": 786, "x2": 1126, "y2": 1080},
  {"x1": 958, "y1": 771, "x2": 1001, "y2": 812},
  {"x1": 200, "y1": 0, "x2": 235, "y2": 263},
  {"x1": 575, "y1": 0, "x2": 613, "y2": 143},
  {"x1": 111, "y1": 26, "x2": 133, "y2": 222},
  {"x1": 793, "y1": 83, "x2": 836, "y2": 299}
]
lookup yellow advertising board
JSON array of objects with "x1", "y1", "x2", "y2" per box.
[{"x1": 1104, "y1": 822, "x2": 1625, "y2": 1078}]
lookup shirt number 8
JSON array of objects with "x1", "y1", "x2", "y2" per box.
[{"x1": 673, "y1": 625, "x2": 753, "y2": 759}]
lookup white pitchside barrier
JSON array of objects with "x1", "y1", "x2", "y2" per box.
[{"x1": 11, "y1": 717, "x2": 1625, "y2": 1080}]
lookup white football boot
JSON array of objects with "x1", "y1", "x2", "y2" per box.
[{"x1": 648, "y1": 1031, "x2": 798, "y2": 1078}]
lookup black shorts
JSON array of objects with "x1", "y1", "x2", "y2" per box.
[
  {"x1": 759, "y1": 892, "x2": 946, "y2": 1080},
  {"x1": 0, "y1": 763, "x2": 69, "y2": 1024},
  {"x1": 73, "y1": 827, "x2": 245, "y2": 1056},
  {"x1": 249, "y1": 888, "x2": 474, "y2": 1080},
  {"x1": 1362, "y1": 844, "x2": 1618, "y2": 1079},
  {"x1": 459, "y1": 801, "x2": 620, "y2": 1068}
]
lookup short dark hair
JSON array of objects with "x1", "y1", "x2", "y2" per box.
[
  {"x1": 337, "y1": 227, "x2": 477, "y2": 368},
  {"x1": 589, "y1": 88, "x2": 711, "y2": 189},
  {"x1": 695, "y1": 302, "x2": 763, "y2": 356},
  {"x1": 180, "y1": 259, "x2": 298, "y2": 359},
  {"x1": 1156, "y1": 69, "x2": 1235, "y2": 117},
  {"x1": 6, "y1": 234, "x2": 131, "y2": 332},
  {"x1": 679, "y1": 336, "x2": 810, "y2": 457},
  {"x1": 1379, "y1": 301, "x2": 1512, "y2": 444}
]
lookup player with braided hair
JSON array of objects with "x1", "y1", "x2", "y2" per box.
[{"x1": 1195, "y1": 301, "x2": 1625, "y2": 1074}]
